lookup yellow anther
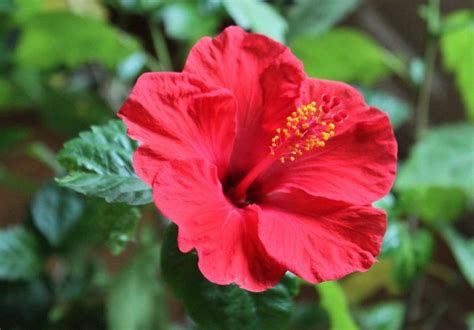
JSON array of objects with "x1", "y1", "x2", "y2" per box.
[
  {"x1": 328, "y1": 123, "x2": 335, "y2": 130},
  {"x1": 292, "y1": 112, "x2": 297, "y2": 117},
  {"x1": 270, "y1": 150, "x2": 275, "y2": 156},
  {"x1": 280, "y1": 157, "x2": 285, "y2": 164},
  {"x1": 290, "y1": 156, "x2": 295, "y2": 161},
  {"x1": 276, "y1": 128, "x2": 281, "y2": 133}
]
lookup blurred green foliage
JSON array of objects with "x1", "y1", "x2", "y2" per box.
[{"x1": 0, "y1": 0, "x2": 473, "y2": 329}]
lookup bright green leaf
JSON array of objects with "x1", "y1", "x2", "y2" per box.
[
  {"x1": 288, "y1": 0, "x2": 359, "y2": 37},
  {"x1": 161, "y1": 224, "x2": 295, "y2": 330},
  {"x1": 56, "y1": 120, "x2": 152, "y2": 205},
  {"x1": 438, "y1": 225, "x2": 474, "y2": 287},
  {"x1": 107, "y1": 228, "x2": 166, "y2": 330},
  {"x1": 31, "y1": 182, "x2": 84, "y2": 247},
  {"x1": 441, "y1": 11, "x2": 474, "y2": 121},
  {"x1": 291, "y1": 28, "x2": 394, "y2": 85},
  {"x1": 223, "y1": 0, "x2": 287, "y2": 43},
  {"x1": 356, "y1": 302, "x2": 406, "y2": 330},
  {"x1": 15, "y1": 12, "x2": 141, "y2": 70},
  {"x1": 316, "y1": 281, "x2": 358, "y2": 330},
  {"x1": 161, "y1": 2, "x2": 218, "y2": 42},
  {"x1": 398, "y1": 187, "x2": 467, "y2": 224},
  {"x1": 0, "y1": 226, "x2": 43, "y2": 280},
  {"x1": 395, "y1": 124, "x2": 474, "y2": 202},
  {"x1": 362, "y1": 89, "x2": 411, "y2": 129}
]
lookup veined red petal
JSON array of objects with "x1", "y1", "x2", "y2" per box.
[
  {"x1": 118, "y1": 72, "x2": 237, "y2": 184},
  {"x1": 252, "y1": 189, "x2": 387, "y2": 283},
  {"x1": 253, "y1": 78, "x2": 397, "y2": 205},
  {"x1": 184, "y1": 26, "x2": 305, "y2": 176},
  {"x1": 152, "y1": 159, "x2": 285, "y2": 292}
]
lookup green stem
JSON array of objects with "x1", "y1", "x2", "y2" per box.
[
  {"x1": 415, "y1": 0, "x2": 440, "y2": 139},
  {"x1": 148, "y1": 23, "x2": 172, "y2": 71}
]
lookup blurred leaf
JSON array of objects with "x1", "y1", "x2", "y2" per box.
[
  {"x1": 395, "y1": 124, "x2": 474, "y2": 202},
  {"x1": 291, "y1": 28, "x2": 394, "y2": 85},
  {"x1": 105, "y1": 0, "x2": 163, "y2": 14},
  {"x1": 15, "y1": 12, "x2": 141, "y2": 70},
  {"x1": 398, "y1": 187, "x2": 467, "y2": 224},
  {"x1": 290, "y1": 302, "x2": 329, "y2": 330},
  {"x1": 342, "y1": 260, "x2": 400, "y2": 304},
  {"x1": 0, "y1": 164, "x2": 37, "y2": 193},
  {"x1": 31, "y1": 182, "x2": 84, "y2": 247},
  {"x1": 409, "y1": 57, "x2": 425, "y2": 86},
  {"x1": 0, "y1": 279, "x2": 52, "y2": 328},
  {"x1": 438, "y1": 225, "x2": 474, "y2": 286},
  {"x1": 386, "y1": 222, "x2": 434, "y2": 288},
  {"x1": 57, "y1": 120, "x2": 152, "y2": 205},
  {"x1": 223, "y1": 0, "x2": 287, "y2": 42},
  {"x1": 441, "y1": 10, "x2": 474, "y2": 121},
  {"x1": 43, "y1": 0, "x2": 109, "y2": 21},
  {"x1": 11, "y1": 0, "x2": 43, "y2": 23},
  {"x1": 27, "y1": 142, "x2": 64, "y2": 174},
  {"x1": 362, "y1": 89, "x2": 411, "y2": 129},
  {"x1": 117, "y1": 51, "x2": 147, "y2": 81},
  {"x1": 107, "y1": 228, "x2": 166, "y2": 330},
  {"x1": 161, "y1": 2, "x2": 218, "y2": 42},
  {"x1": 373, "y1": 193, "x2": 395, "y2": 214},
  {"x1": 356, "y1": 302, "x2": 405, "y2": 330},
  {"x1": 316, "y1": 281, "x2": 358, "y2": 330},
  {"x1": 468, "y1": 312, "x2": 474, "y2": 330},
  {"x1": 0, "y1": 226, "x2": 43, "y2": 280},
  {"x1": 161, "y1": 224, "x2": 295, "y2": 330},
  {"x1": 94, "y1": 202, "x2": 140, "y2": 255},
  {"x1": 0, "y1": 127, "x2": 30, "y2": 154},
  {"x1": 288, "y1": 0, "x2": 359, "y2": 37}
]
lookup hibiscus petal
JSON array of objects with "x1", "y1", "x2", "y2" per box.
[
  {"x1": 184, "y1": 26, "x2": 305, "y2": 176},
  {"x1": 152, "y1": 158, "x2": 285, "y2": 292},
  {"x1": 118, "y1": 72, "x2": 237, "y2": 184},
  {"x1": 252, "y1": 189, "x2": 387, "y2": 283},
  {"x1": 253, "y1": 78, "x2": 397, "y2": 205}
]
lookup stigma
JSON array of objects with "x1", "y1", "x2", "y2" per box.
[{"x1": 270, "y1": 95, "x2": 348, "y2": 163}]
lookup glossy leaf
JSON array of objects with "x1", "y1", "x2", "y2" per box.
[
  {"x1": 316, "y1": 281, "x2": 358, "y2": 330},
  {"x1": 288, "y1": 0, "x2": 359, "y2": 37},
  {"x1": 356, "y1": 302, "x2": 406, "y2": 330},
  {"x1": 161, "y1": 224, "x2": 295, "y2": 330},
  {"x1": 31, "y1": 182, "x2": 84, "y2": 247},
  {"x1": 441, "y1": 10, "x2": 474, "y2": 121},
  {"x1": 223, "y1": 0, "x2": 287, "y2": 43},
  {"x1": 396, "y1": 124, "x2": 474, "y2": 202},
  {"x1": 0, "y1": 226, "x2": 43, "y2": 280},
  {"x1": 438, "y1": 226, "x2": 474, "y2": 287},
  {"x1": 291, "y1": 28, "x2": 394, "y2": 85},
  {"x1": 15, "y1": 12, "x2": 141, "y2": 70},
  {"x1": 57, "y1": 120, "x2": 152, "y2": 205}
]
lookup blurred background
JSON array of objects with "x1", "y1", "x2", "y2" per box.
[{"x1": 0, "y1": 0, "x2": 473, "y2": 329}]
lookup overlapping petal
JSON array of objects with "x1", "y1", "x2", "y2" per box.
[
  {"x1": 252, "y1": 189, "x2": 387, "y2": 283},
  {"x1": 118, "y1": 72, "x2": 237, "y2": 184},
  {"x1": 152, "y1": 158, "x2": 286, "y2": 292},
  {"x1": 252, "y1": 78, "x2": 397, "y2": 205},
  {"x1": 184, "y1": 26, "x2": 306, "y2": 175}
]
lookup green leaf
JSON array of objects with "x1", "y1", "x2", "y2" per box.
[
  {"x1": 467, "y1": 312, "x2": 474, "y2": 330},
  {"x1": 107, "y1": 228, "x2": 167, "y2": 330},
  {"x1": 57, "y1": 120, "x2": 152, "y2": 205},
  {"x1": 93, "y1": 202, "x2": 141, "y2": 255},
  {"x1": 382, "y1": 221, "x2": 434, "y2": 288},
  {"x1": 0, "y1": 226, "x2": 43, "y2": 280},
  {"x1": 438, "y1": 225, "x2": 474, "y2": 286},
  {"x1": 395, "y1": 124, "x2": 474, "y2": 202},
  {"x1": 441, "y1": 10, "x2": 474, "y2": 121},
  {"x1": 160, "y1": 2, "x2": 218, "y2": 42},
  {"x1": 161, "y1": 224, "x2": 295, "y2": 330},
  {"x1": 223, "y1": 0, "x2": 287, "y2": 43},
  {"x1": 361, "y1": 89, "x2": 411, "y2": 129},
  {"x1": 316, "y1": 281, "x2": 358, "y2": 330},
  {"x1": 356, "y1": 302, "x2": 406, "y2": 330},
  {"x1": 288, "y1": 0, "x2": 359, "y2": 37},
  {"x1": 0, "y1": 127, "x2": 30, "y2": 154},
  {"x1": 291, "y1": 28, "x2": 395, "y2": 85},
  {"x1": 31, "y1": 182, "x2": 84, "y2": 247},
  {"x1": 15, "y1": 12, "x2": 141, "y2": 70},
  {"x1": 398, "y1": 187, "x2": 467, "y2": 224}
]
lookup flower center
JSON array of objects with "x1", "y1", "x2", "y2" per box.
[{"x1": 229, "y1": 94, "x2": 348, "y2": 205}]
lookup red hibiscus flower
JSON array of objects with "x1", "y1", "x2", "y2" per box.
[{"x1": 118, "y1": 26, "x2": 397, "y2": 292}]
